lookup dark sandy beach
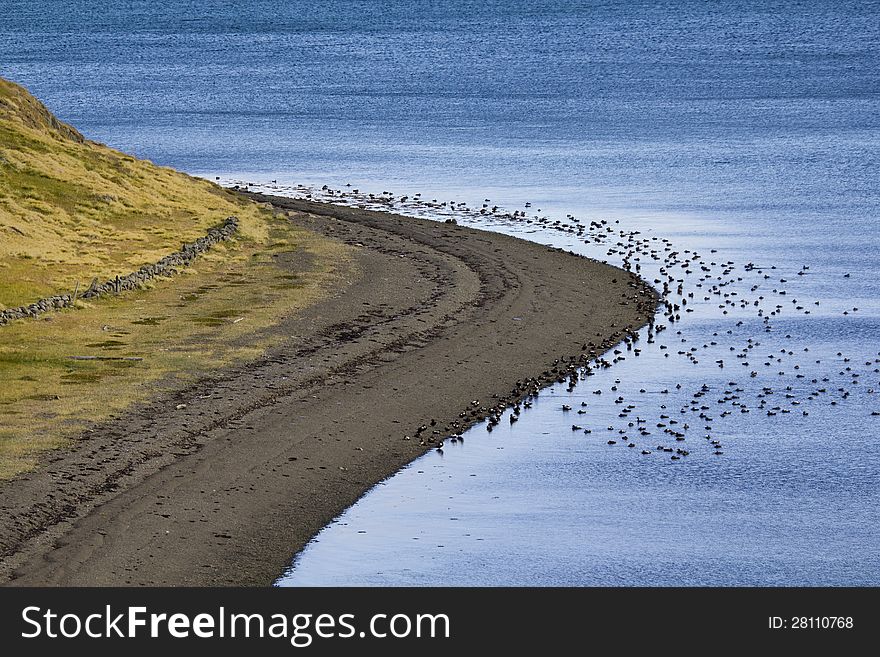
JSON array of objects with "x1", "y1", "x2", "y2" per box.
[{"x1": 0, "y1": 194, "x2": 656, "y2": 586}]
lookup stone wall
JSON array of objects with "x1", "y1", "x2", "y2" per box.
[{"x1": 0, "y1": 216, "x2": 238, "y2": 326}]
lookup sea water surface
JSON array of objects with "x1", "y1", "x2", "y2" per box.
[{"x1": 2, "y1": 0, "x2": 878, "y2": 585}]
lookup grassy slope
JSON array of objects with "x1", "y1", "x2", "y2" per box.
[
  {"x1": 0, "y1": 76, "x2": 272, "y2": 308},
  {"x1": 0, "y1": 78, "x2": 351, "y2": 478}
]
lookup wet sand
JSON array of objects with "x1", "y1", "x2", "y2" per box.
[{"x1": 0, "y1": 193, "x2": 656, "y2": 585}]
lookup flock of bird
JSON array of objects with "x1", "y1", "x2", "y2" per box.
[{"x1": 226, "y1": 178, "x2": 878, "y2": 463}]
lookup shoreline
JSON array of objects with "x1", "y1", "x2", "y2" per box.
[{"x1": 0, "y1": 193, "x2": 657, "y2": 585}]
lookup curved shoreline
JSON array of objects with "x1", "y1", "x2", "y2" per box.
[{"x1": 0, "y1": 194, "x2": 657, "y2": 585}]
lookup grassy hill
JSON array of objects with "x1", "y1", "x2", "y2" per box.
[
  {"x1": 0, "y1": 77, "x2": 274, "y2": 308},
  {"x1": 0, "y1": 78, "x2": 350, "y2": 478}
]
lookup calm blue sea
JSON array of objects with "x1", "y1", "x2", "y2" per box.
[{"x1": 2, "y1": 0, "x2": 879, "y2": 585}]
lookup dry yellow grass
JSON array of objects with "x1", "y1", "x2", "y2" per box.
[
  {"x1": 0, "y1": 78, "x2": 351, "y2": 479},
  {"x1": 0, "y1": 77, "x2": 272, "y2": 308}
]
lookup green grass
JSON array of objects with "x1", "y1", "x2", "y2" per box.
[
  {"x1": 0, "y1": 77, "x2": 352, "y2": 479},
  {"x1": 0, "y1": 77, "x2": 278, "y2": 309}
]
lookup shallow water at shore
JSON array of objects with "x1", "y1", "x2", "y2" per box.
[
  {"x1": 3, "y1": 0, "x2": 879, "y2": 585},
  {"x1": 267, "y1": 183, "x2": 880, "y2": 585}
]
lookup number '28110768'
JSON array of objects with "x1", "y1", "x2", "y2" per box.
[{"x1": 769, "y1": 616, "x2": 853, "y2": 630}]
